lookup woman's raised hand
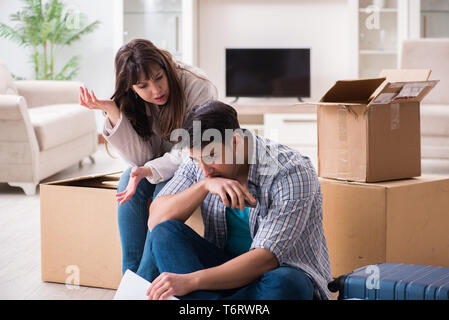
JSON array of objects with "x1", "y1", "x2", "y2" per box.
[
  {"x1": 79, "y1": 86, "x2": 118, "y2": 113},
  {"x1": 79, "y1": 86, "x2": 121, "y2": 126}
]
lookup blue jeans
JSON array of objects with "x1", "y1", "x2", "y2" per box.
[
  {"x1": 117, "y1": 167, "x2": 168, "y2": 275},
  {"x1": 136, "y1": 219, "x2": 315, "y2": 300}
]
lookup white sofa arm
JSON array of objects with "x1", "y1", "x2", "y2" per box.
[
  {"x1": 14, "y1": 80, "x2": 84, "y2": 108},
  {"x1": 0, "y1": 94, "x2": 27, "y2": 120},
  {"x1": 0, "y1": 94, "x2": 40, "y2": 185},
  {"x1": 0, "y1": 94, "x2": 38, "y2": 146}
]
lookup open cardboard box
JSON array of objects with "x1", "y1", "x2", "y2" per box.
[
  {"x1": 304, "y1": 69, "x2": 439, "y2": 182},
  {"x1": 40, "y1": 172, "x2": 204, "y2": 290}
]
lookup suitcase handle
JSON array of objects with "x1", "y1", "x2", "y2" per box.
[{"x1": 328, "y1": 275, "x2": 347, "y2": 298}]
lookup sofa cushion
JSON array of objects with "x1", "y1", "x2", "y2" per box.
[
  {"x1": 28, "y1": 104, "x2": 97, "y2": 151},
  {"x1": 0, "y1": 61, "x2": 18, "y2": 95},
  {"x1": 420, "y1": 104, "x2": 449, "y2": 137}
]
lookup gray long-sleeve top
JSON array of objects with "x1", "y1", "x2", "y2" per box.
[{"x1": 102, "y1": 62, "x2": 218, "y2": 184}]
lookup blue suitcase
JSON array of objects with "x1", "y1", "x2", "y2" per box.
[{"x1": 328, "y1": 263, "x2": 449, "y2": 300}]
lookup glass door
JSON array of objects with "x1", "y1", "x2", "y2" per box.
[
  {"x1": 421, "y1": 0, "x2": 449, "y2": 38},
  {"x1": 357, "y1": 0, "x2": 400, "y2": 78},
  {"x1": 123, "y1": 0, "x2": 183, "y2": 61}
]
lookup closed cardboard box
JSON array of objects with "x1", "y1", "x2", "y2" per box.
[
  {"x1": 314, "y1": 71, "x2": 438, "y2": 182},
  {"x1": 40, "y1": 172, "x2": 204, "y2": 289},
  {"x1": 320, "y1": 175, "x2": 449, "y2": 278}
]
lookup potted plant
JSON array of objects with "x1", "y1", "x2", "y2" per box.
[{"x1": 0, "y1": 0, "x2": 100, "y2": 80}]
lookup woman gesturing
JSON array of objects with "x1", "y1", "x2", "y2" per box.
[{"x1": 79, "y1": 38, "x2": 218, "y2": 275}]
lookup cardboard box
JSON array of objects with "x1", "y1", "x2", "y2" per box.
[
  {"x1": 315, "y1": 70, "x2": 438, "y2": 182},
  {"x1": 40, "y1": 172, "x2": 204, "y2": 289},
  {"x1": 320, "y1": 175, "x2": 449, "y2": 278}
]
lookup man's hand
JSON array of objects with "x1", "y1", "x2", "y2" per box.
[
  {"x1": 203, "y1": 177, "x2": 256, "y2": 210},
  {"x1": 146, "y1": 272, "x2": 197, "y2": 300},
  {"x1": 116, "y1": 166, "x2": 152, "y2": 205}
]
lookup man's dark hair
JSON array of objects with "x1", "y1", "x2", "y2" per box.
[{"x1": 182, "y1": 100, "x2": 242, "y2": 148}]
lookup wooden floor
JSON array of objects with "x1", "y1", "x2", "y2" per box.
[{"x1": 0, "y1": 144, "x2": 127, "y2": 300}]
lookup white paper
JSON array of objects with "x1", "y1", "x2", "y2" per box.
[
  {"x1": 372, "y1": 92, "x2": 397, "y2": 104},
  {"x1": 114, "y1": 269, "x2": 179, "y2": 300},
  {"x1": 395, "y1": 82, "x2": 427, "y2": 99}
]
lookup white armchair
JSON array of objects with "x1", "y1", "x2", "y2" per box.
[
  {"x1": 401, "y1": 39, "x2": 449, "y2": 175},
  {"x1": 0, "y1": 60, "x2": 97, "y2": 195}
]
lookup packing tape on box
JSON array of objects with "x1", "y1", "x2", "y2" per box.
[
  {"x1": 390, "y1": 103, "x2": 400, "y2": 130},
  {"x1": 337, "y1": 104, "x2": 359, "y2": 142},
  {"x1": 336, "y1": 105, "x2": 351, "y2": 179},
  {"x1": 337, "y1": 105, "x2": 348, "y2": 142},
  {"x1": 367, "y1": 102, "x2": 401, "y2": 131},
  {"x1": 336, "y1": 104, "x2": 367, "y2": 180}
]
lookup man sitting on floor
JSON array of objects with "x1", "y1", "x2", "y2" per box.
[{"x1": 136, "y1": 100, "x2": 332, "y2": 300}]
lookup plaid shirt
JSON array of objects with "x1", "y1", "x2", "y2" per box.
[{"x1": 155, "y1": 133, "x2": 332, "y2": 299}]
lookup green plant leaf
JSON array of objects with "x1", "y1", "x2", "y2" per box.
[
  {"x1": 0, "y1": 23, "x2": 25, "y2": 45},
  {"x1": 2, "y1": 0, "x2": 100, "y2": 80},
  {"x1": 11, "y1": 73, "x2": 27, "y2": 80},
  {"x1": 62, "y1": 20, "x2": 101, "y2": 46},
  {"x1": 55, "y1": 55, "x2": 79, "y2": 80},
  {"x1": 45, "y1": 0, "x2": 62, "y2": 21}
]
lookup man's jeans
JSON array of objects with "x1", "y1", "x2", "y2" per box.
[
  {"x1": 117, "y1": 167, "x2": 168, "y2": 275},
  {"x1": 135, "y1": 219, "x2": 315, "y2": 300}
]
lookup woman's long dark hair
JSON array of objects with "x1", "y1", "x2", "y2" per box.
[{"x1": 111, "y1": 39, "x2": 186, "y2": 140}]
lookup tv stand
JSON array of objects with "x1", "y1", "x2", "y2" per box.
[{"x1": 230, "y1": 97, "x2": 305, "y2": 104}]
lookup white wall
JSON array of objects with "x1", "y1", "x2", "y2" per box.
[
  {"x1": 197, "y1": 0, "x2": 352, "y2": 101},
  {"x1": 0, "y1": 1, "x2": 35, "y2": 80},
  {"x1": 0, "y1": 0, "x2": 123, "y2": 132},
  {"x1": 1, "y1": 0, "x2": 354, "y2": 124}
]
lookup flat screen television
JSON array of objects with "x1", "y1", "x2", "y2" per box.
[{"x1": 226, "y1": 48, "x2": 310, "y2": 99}]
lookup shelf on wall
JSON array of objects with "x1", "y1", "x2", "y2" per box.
[
  {"x1": 421, "y1": 10, "x2": 449, "y2": 14},
  {"x1": 359, "y1": 50, "x2": 397, "y2": 55},
  {"x1": 124, "y1": 11, "x2": 182, "y2": 15},
  {"x1": 359, "y1": 8, "x2": 398, "y2": 13}
]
